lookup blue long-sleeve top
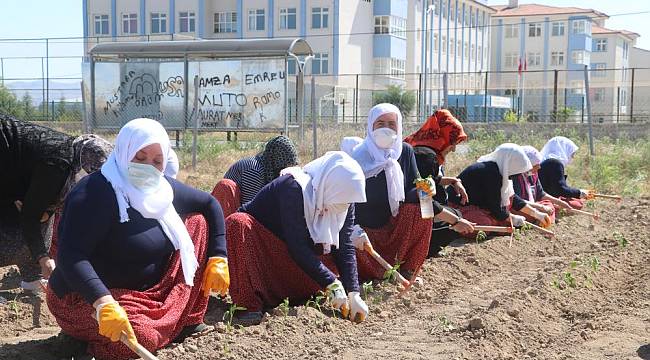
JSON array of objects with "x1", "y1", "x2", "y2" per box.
[
  {"x1": 538, "y1": 158, "x2": 581, "y2": 198},
  {"x1": 240, "y1": 175, "x2": 360, "y2": 293},
  {"x1": 354, "y1": 142, "x2": 421, "y2": 229},
  {"x1": 447, "y1": 161, "x2": 511, "y2": 221},
  {"x1": 49, "y1": 172, "x2": 227, "y2": 304}
]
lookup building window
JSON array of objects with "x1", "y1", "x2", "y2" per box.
[
  {"x1": 374, "y1": 16, "x2": 389, "y2": 34},
  {"x1": 528, "y1": 23, "x2": 542, "y2": 37},
  {"x1": 279, "y1": 8, "x2": 296, "y2": 30},
  {"x1": 623, "y1": 41, "x2": 629, "y2": 59},
  {"x1": 552, "y1": 22, "x2": 565, "y2": 36},
  {"x1": 442, "y1": 36, "x2": 447, "y2": 54},
  {"x1": 311, "y1": 7, "x2": 329, "y2": 29},
  {"x1": 450, "y1": 3, "x2": 455, "y2": 21},
  {"x1": 620, "y1": 89, "x2": 627, "y2": 106},
  {"x1": 571, "y1": 50, "x2": 589, "y2": 65},
  {"x1": 572, "y1": 19, "x2": 586, "y2": 34},
  {"x1": 570, "y1": 80, "x2": 584, "y2": 95},
  {"x1": 504, "y1": 89, "x2": 517, "y2": 96},
  {"x1": 390, "y1": 16, "x2": 407, "y2": 38},
  {"x1": 622, "y1": 67, "x2": 628, "y2": 82},
  {"x1": 94, "y1": 15, "x2": 109, "y2": 35},
  {"x1": 247, "y1": 9, "x2": 265, "y2": 31},
  {"x1": 151, "y1": 13, "x2": 167, "y2": 34},
  {"x1": 122, "y1": 13, "x2": 137, "y2": 34},
  {"x1": 288, "y1": 58, "x2": 296, "y2": 75},
  {"x1": 214, "y1": 12, "x2": 237, "y2": 33},
  {"x1": 312, "y1": 53, "x2": 329, "y2": 74},
  {"x1": 527, "y1": 52, "x2": 541, "y2": 67},
  {"x1": 478, "y1": 45, "x2": 482, "y2": 59},
  {"x1": 373, "y1": 58, "x2": 406, "y2": 79},
  {"x1": 593, "y1": 88, "x2": 605, "y2": 102},
  {"x1": 441, "y1": 0, "x2": 447, "y2": 19},
  {"x1": 551, "y1": 51, "x2": 565, "y2": 66},
  {"x1": 471, "y1": 44, "x2": 475, "y2": 59},
  {"x1": 505, "y1": 52, "x2": 518, "y2": 68},
  {"x1": 505, "y1": 24, "x2": 518, "y2": 38},
  {"x1": 591, "y1": 63, "x2": 606, "y2": 77},
  {"x1": 464, "y1": 42, "x2": 468, "y2": 58},
  {"x1": 450, "y1": 37, "x2": 455, "y2": 55},
  {"x1": 594, "y1": 39, "x2": 607, "y2": 52},
  {"x1": 179, "y1": 11, "x2": 196, "y2": 32}
]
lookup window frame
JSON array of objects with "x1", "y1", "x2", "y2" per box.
[
  {"x1": 551, "y1": 51, "x2": 565, "y2": 66},
  {"x1": 312, "y1": 52, "x2": 329, "y2": 75},
  {"x1": 311, "y1": 7, "x2": 329, "y2": 29},
  {"x1": 552, "y1": 22, "x2": 565, "y2": 36},
  {"x1": 247, "y1": 8, "x2": 265, "y2": 31},
  {"x1": 214, "y1": 11, "x2": 237, "y2": 33},
  {"x1": 179, "y1": 11, "x2": 196, "y2": 33},
  {"x1": 594, "y1": 38, "x2": 607, "y2": 52},
  {"x1": 122, "y1": 13, "x2": 138, "y2": 34},
  {"x1": 94, "y1": 14, "x2": 110, "y2": 35},
  {"x1": 279, "y1": 7, "x2": 297, "y2": 30},
  {"x1": 504, "y1": 24, "x2": 519, "y2": 39},
  {"x1": 528, "y1": 23, "x2": 542, "y2": 38},
  {"x1": 151, "y1": 12, "x2": 167, "y2": 34}
]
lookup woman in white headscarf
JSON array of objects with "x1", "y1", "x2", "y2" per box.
[
  {"x1": 447, "y1": 143, "x2": 533, "y2": 230},
  {"x1": 226, "y1": 151, "x2": 369, "y2": 325},
  {"x1": 511, "y1": 146, "x2": 574, "y2": 225},
  {"x1": 346, "y1": 103, "x2": 433, "y2": 281},
  {"x1": 46, "y1": 118, "x2": 229, "y2": 360},
  {"x1": 538, "y1": 136, "x2": 591, "y2": 209}
]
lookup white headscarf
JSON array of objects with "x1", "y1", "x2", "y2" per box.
[
  {"x1": 478, "y1": 143, "x2": 532, "y2": 207},
  {"x1": 100, "y1": 118, "x2": 199, "y2": 286},
  {"x1": 281, "y1": 151, "x2": 366, "y2": 254},
  {"x1": 350, "y1": 103, "x2": 404, "y2": 216},
  {"x1": 164, "y1": 148, "x2": 180, "y2": 179},
  {"x1": 540, "y1": 136, "x2": 579, "y2": 166},
  {"x1": 522, "y1": 145, "x2": 542, "y2": 166},
  {"x1": 340, "y1": 136, "x2": 363, "y2": 156}
]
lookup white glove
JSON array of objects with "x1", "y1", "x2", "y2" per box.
[
  {"x1": 347, "y1": 292, "x2": 369, "y2": 323},
  {"x1": 350, "y1": 225, "x2": 369, "y2": 251},
  {"x1": 511, "y1": 214, "x2": 526, "y2": 227},
  {"x1": 580, "y1": 189, "x2": 589, "y2": 199},
  {"x1": 326, "y1": 280, "x2": 349, "y2": 314}
]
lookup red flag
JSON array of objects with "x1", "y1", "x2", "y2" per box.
[
  {"x1": 524, "y1": 55, "x2": 528, "y2": 71},
  {"x1": 518, "y1": 57, "x2": 522, "y2": 75}
]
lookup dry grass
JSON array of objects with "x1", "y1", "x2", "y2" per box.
[{"x1": 170, "y1": 126, "x2": 648, "y2": 197}]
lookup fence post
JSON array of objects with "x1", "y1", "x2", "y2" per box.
[
  {"x1": 354, "y1": 74, "x2": 359, "y2": 123},
  {"x1": 191, "y1": 75, "x2": 199, "y2": 170},
  {"x1": 581, "y1": 97, "x2": 584, "y2": 123},
  {"x1": 41, "y1": 57, "x2": 46, "y2": 119},
  {"x1": 616, "y1": 86, "x2": 620, "y2": 123},
  {"x1": 463, "y1": 90, "x2": 467, "y2": 121},
  {"x1": 183, "y1": 55, "x2": 189, "y2": 129},
  {"x1": 89, "y1": 58, "x2": 95, "y2": 132},
  {"x1": 45, "y1": 38, "x2": 49, "y2": 121},
  {"x1": 483, "y1": 71, "x2": 488, "y2": 122},
  {"x1": 417, "y1": 73, "x2": 422, "y2": 122},
  {"x1": 583, "y1": 65, "x2": 594, "y2": 156},
  {"x1": 442, "y1": 72, "x2": 449, "y2": 109},
  {"x1": 311, "y1": 76, "x2": 317, "y2": 159},
  {"x1": 552, "y1": 69, "x2": 558, "y2": 122},
  {"x1": 630, "y1": 68, "x2": 635, "y2": 122},
  {"x1": 0, "y1": 58, "x2": 3, "y2": 85}
]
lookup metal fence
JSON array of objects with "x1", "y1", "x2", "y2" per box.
[{"x1": 2, "y1": 36, "x2": 650, "y2": 127}]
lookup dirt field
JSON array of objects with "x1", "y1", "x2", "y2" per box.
[{"x1": 0, "y1": 197, "x2": 648, "y2": 360}]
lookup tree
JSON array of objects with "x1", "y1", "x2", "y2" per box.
[
  {"x1": 0, "y1": 84, "x2": 24, "y2": 118},
  {"x1": 21, "y1": 93, "x2": 35, "y2": 120},
  {"x1": 372, "y1": 85, "x2": 416, "y2": 118},
  {"x1": 56, "y1": 96, "x2": 67, "y2": 120}
]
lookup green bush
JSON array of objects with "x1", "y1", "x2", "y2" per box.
[{"x1": 372, "y1": 85, "x2": 416, "y2": 117}]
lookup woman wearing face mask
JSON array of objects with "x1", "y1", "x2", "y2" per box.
[
  {"x1": 226, "y1": 151, "x2": 369, "y2": 325},
  {"x1": 447, "y1": 143, "x2": 532, "y2": 232},
  {"x1": 511, "y1": 146, "x2": 573, "y2": 226},
  {"x1": 348, "y1": 103, "x2": 433, "y2": 281},
  {"x1": 0, "y1": 114, "x2": 112, "y2": 293},
  {"x1": 404, "y1": 110, "x2": 475, "y2": 257},
  {"x1": 212, "y1": 135, "x2": 298, "y2": 217},
  {"x1": 46, "y1": 118, "x2": 229, "y2": 359},
  {"x1": 538, "y1": 136, "x2": 592, "y2": 210}
]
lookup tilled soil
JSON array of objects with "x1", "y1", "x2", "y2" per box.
[{"x1": 1, "y1": 198, "x2": 649, "y2": 360}]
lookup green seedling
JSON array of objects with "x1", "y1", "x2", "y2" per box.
[
  {"x1": 589, "y1": 257, "x2": 600, "y2": 272},
  {"x1": 559, "y1": 208, "x2": 568, "y2": 217},
  {"x1": 437, "y1": 315, "x2": 456, "y2": 332},
  {"x1": 382, "y1": 262, "x2": 402, "y2": 283},
  {"x1": 563, "y1": 272, "x2": 577, "y2": 289},
  {"x1": 613, "y1": 232, "x2": 628, "y2": 248},
  {"x1": 362, "y1": 281, "x2": 374, "y2": 302},
  {"x1": 223, "y1": 303, "x2": 247, "y2": 332},
  {"x1": 569, "y1": 260, "x2": 579, "y2": 269},
  {"x1": 475, "y1": 231, "x2": 487, "y2": 243},
  {"x1": 306, "y1": 291, "x2": 326, "y2": 313},
  {"x1": 278, "y1": 297, "x2": 290, "y2": 316},
  {"x1": 551, "y1": 277, "x2": 562, "y2": 290}
]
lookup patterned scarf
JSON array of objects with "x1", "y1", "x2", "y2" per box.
[
  {"x1": 404, "y1": 109, "x2": 467, "y2": 165},
  {"x1": 261, "y1": 135, "x2": 298, "y2": 183}
]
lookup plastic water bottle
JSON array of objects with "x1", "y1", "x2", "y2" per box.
[{"x1": 418, "y1": 190, "x2": 434, "y2": 219}]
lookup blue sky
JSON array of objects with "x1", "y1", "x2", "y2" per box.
[{"x1": 0, "y1": 0, "x2": 648, "y2": 81}]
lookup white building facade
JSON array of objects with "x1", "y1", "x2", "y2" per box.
[{"x1": 489, "y1": 2, "x2": 637, "y2": 122}]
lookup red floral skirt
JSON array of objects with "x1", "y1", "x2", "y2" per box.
[{"x1": 211, "y1": 179, "x2": 241, "y2": 218}]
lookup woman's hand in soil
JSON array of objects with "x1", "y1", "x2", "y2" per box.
[
  {"x1": 38, "y1": 256, "x2": 56, "y2": 280},
  {"x1": 452, "y1": 180, "x2": 469, "y2": 205},
  {"x1": 451, "y1": 218, "x2": 474, "y2": 235},
  {"x1": 326, "y1": 280, "x2": 349, "y2": 317},
  {"x1": 96, "y1": 302, "x2": 137, "y2": 346},
  {"x1": 511, "y1": 214, "x2": 526, "y2": 228},
  {"x1": 201, "y1": 257, "x2": 230, "y2": 297},
  {"x1": 348, "y1": 292, "x2": 369, "y2": 323},
  {"x1": 533, "y1": 211, "x2": 552, "y2": 228},
  {"x1": 538, "y1": 204, "x2": 554, "y2": 215},
  {"x1": 580, "y1": 189, "x2": 595, "y2": 200}
]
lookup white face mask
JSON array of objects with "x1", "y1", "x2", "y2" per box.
[
  {"x1": 372, "y1": 127, "x2": 397, "y2": 149},
  {"x1": 327, "y1": 203, "x2": 349, "y2": 215},
  {"x1": 127, "y1": 162, "x2": 163, "y2": 193}
]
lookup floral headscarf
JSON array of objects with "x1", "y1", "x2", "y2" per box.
[{"x1": 404, "y1": 109, "x2": 467, "y2": 164}]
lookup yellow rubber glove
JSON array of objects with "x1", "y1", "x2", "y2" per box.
[
  {"x1": 202, "y1": 256, "x2": 230, "y2": 297},
  {"x1": 96, "y1": 302, "x2": 137, "y2": 345}
]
